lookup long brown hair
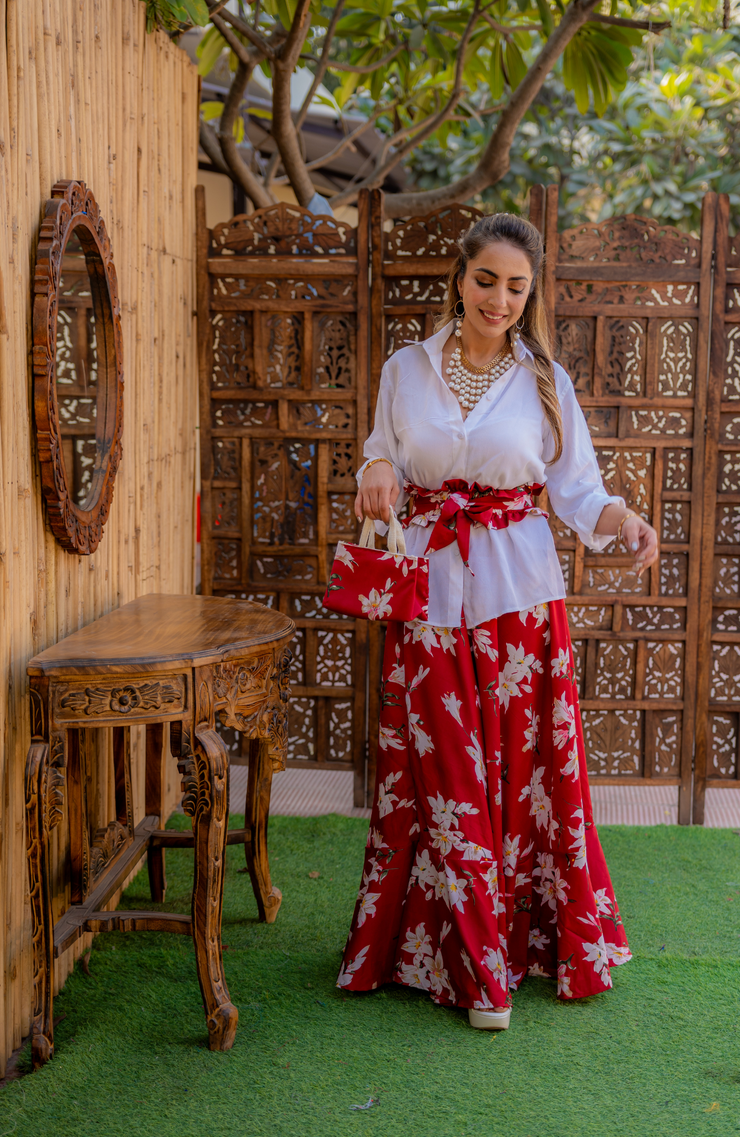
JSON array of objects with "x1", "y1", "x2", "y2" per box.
[{"x1": 436, "y1": 213, "x2": 563, "y2": 461}]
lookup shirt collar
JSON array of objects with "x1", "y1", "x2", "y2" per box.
[{"x1": 422, "y1": 320, "x2": 534, "y2": 366}]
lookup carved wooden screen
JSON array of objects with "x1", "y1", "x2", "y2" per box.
[
  {"x1": 694, "y1": 196, "x2": 740, "y2": 822},
  {"x1": 196, "y1": 189, "x2": 370, "y2": 804},
  {"x1": 367, "y1": 192, "x2": 488, "y2": 792},
  {"x1": 543, "y1": 188, "x2": 717, "y2": 824}
]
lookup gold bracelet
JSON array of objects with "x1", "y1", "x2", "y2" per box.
[
  {"x1": 363, "y1": 458, "x2": 393, "y2": 477},
  {"x1": 617, "y1": 511, "x2": 639, "y2": 547}
]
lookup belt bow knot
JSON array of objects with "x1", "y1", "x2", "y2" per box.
[{"x1": 403, "y1": 479, "x2": 546, "y2": 572}]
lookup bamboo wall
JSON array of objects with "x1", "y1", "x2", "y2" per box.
[{"x1": 0, "y1": 1, "x2": 199, "y2": 1072}]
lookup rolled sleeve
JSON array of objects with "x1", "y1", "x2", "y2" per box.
[
  {"x1": 357, "y1": 362, "x2": 407, "y2": 532},
  {"x1": 544, "y1": 367, "x2": 625, "y2": 551}
]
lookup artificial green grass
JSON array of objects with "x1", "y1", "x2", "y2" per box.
[{"x1": 1, "y1": 817, "x2": 740, "y2": 1137}]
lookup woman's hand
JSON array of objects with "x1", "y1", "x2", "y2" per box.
[
  {"x1": 355, "y1": 460, "x2": 400, "y2": 524},
  {"x1": 595, "y1": 504, "x2": 659, "y2": 578},
  {"x1": 620, "y1": 514, "x2": 659, "y2": 578}
]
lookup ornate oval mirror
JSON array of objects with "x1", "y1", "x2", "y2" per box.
[{"x1": 33, "y1": 180, "x2": 123, "y2": 553}]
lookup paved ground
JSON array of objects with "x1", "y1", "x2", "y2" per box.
[{"x1": 229, "y1": 766, "x2": 740, "y2": 827}]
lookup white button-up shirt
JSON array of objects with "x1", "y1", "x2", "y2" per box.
[{"x1": 358, "y1": 321, "x2": 623, "y2": 628}]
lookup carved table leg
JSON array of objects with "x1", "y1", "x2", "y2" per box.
[
  {"x1": 189, "y1": 669, "x2": 238, "y2": 1051},
  {"x1": 25, "y1": 742, "x2": 63, "y2": 1068},
  {"x1": 244, "y1": 737, "x2": 282, "y2": 923},
  {"x1": 145, "y1": 723, "x2": 167, "y2": 902}
]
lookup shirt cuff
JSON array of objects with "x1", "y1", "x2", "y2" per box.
[{"x1": 574, "y1": 494, "x2": 626, "y2": 551}]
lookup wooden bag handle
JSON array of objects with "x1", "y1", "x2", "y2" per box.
[{"x1": 359, "y1": 509, "x2": 407, "y2": 555}]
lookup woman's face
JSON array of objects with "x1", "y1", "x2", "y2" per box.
[{"x1": 458, "y1": 240, "x2": 533, "y2": 340}]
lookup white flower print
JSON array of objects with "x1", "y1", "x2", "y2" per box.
[
  {"x1": 402, "y1": 923, "x2": 433, "y2": 965},
  {"x1": 568, "y1": 808, "x2": 587, "y2": 870},
  {"x1": 528, "y1": 766, "x2": 552, "y2": 832},
  {"x1": 523, "y1": 707, "x2": 540, "y2": 753},
  {"x1": 472, "y1": 627, "x2": 498, "y2": 661},
  {"x1": 474, "y1": 988, "x2": 496, "y2": 1010},
  {"x1": 427, "y1": 949, "x2": 454, "y2": 998},
  {"x1": 440, "y1": 921, "x2": 452, "y2": 943},
  {"x1": 369, "y1": 827, "x2": 389, "y2": 850},
  {"x1": 528, "y1": 962, "x2": 548, "y2": 977},
  {"x1": 605, "y1": 943, "x2": 632, "y2": 965},
  {"x1": 515, "y1": 871, "x2": 532, "y2": 890},
  {"x1": 334, "y1": 542, "x2": 357, "y2": 571},
  {"x1": 439, "y1": 865, "x2": 469, "y2": 912},
  {"x1": 359, "y1": 585, "x2": 393, "y2": 620},
  {"x1": 406, "y1": 697, "x2": 435, "y2": 756},
  {"x1": 408, "y1": 664, "x2": 431, "y2": 692},
  {"x1": 594, "y1": 888, "x2": 612, "y2": 917},
  {"x1": 465, "y1": 730, "x2": 487, "y2": 787},
  {"x1": 405, "y1": 623, "x2": 436, "y2": 653},
  {"x1": 462, "y1": 841, "x2": 492, "y2": 862},
  {"x1": 410, "y1": 849, "x2": 439, "y2": 897},
  {"x1": 503, "y1": 833, "x2": 521, "y2": 876},
  {"x1": 552, "y1": 694, "x2": 576, "y2": 750},
  {"x1": 561, "y1": 742, "x2": 579, "y2": 780},
  {"x1": 441, "y1": 691, "x2": 464, "y2": 726},
  {"x1": 535, "y1": 868, "x2": 569, "y2": 911},
  {"x1": 427, "y1": 793, "x2": 457, "y2": 827},
  {"x1": 519, "y1": 603, "x2": 550, "y2": 629},
  {"x1": 498, "y1": 642, "x2": 543, "y2": 710},
  {"x1": 479, "y1": 864, "x2": 505, "y2": 914},
  {"x1": 356, "y1": 890, "x2": 382, "y2": 926},
  {"x1": 460, "y1": 948, "x2": 476, "y2": 980},
  {"x1": 528, "y1": 927, "x2": 550, "y2": 950},
  {"x1": 551, "y1": 648, "x2": 571, "y2": 678},
  {"x1": 380, "y1": 551, "x2": 410, "y2": 576},
  {"x1": 481, "y1": 946, "x2": 507, "y2": 985},
  {"x1": 386, "y1": 644, "x2": 405, "y2": 686},
  {"x1": 337, "y1": 944, "x2": 369, "y2": 987},
  {"x1": 436, "y1": 627, "x2": 458, "y2": 654},
  {"x1": 377, "y1": 772, "x2": 402, "y2": 817},
  {"x1": 557, "y1": 962, "x2": 572, "y2": 998},
  {"x1": 399, "y1": 961, "x2": 431, "y2": 990},
  {"x1": 379, "y1": 724, "x2": 405, "y2": 752},
  {"x1": 429, "y1": 827, "x2": 464, "y2": 857},
  {"x1": 583, "y1": 937, "x2": 612, "y2": 985}
]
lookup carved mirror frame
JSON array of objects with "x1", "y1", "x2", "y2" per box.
[{"x1": 32, "y1": 180, "x2": 123, "y2": 554}]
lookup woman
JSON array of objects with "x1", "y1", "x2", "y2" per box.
[{"x1": 336, "y1": 213, "x2": 657, "y2": 1030}]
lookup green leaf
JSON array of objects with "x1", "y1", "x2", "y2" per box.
[
  {"x1": 200, "y1": 100, "x2": 224, "y2": 122},
  {"x1": 196, "y1": 27, "x2": 228, "y2": 76}
]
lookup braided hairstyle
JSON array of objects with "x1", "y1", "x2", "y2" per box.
[{"x1": 436, "y1": 212, "x2": 562, "y2": 461}]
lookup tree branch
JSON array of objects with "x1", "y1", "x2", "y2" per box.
[
  {"x1": 280, "y1": 0, "x2": 313, "y2": 69},
  {"x1": 589, "y1": 12, "x2": 671, "y2": 29},
  {"x1": 299, "y1": 104, "x2": 398, "y2": 174},
  {"x1": 295, "y1": 0, "x2": 346, "y2": 132},
  {"x1": 331, "y1": 1, "x2": 481, "y2": 208},
  {"x1": 382, "y1": 0, "x2": 606, "y2": 218},
  {"x1": 211, "y1": 11, "x2": 273, "y2": 65},
  {"x1": 219, "y1": 59, "x2": 275, "y2": 210},
  {"x1": 206, "y1": 0, "x2": 231, "y2": 17},
  {"x1": 212, "y1": 8, "x2": 276, "y2": 60},
  {"x1": 482, "y1": 14, "x2": 542, "y2": 34},
  {"x1": 199, "y1": 118, "x2": 231, "y2": 175},
  {"x1": 270, "y1": 0, "x2": 318, "y2": 206},
  {"x1": 301, "y1": 41, "x2": 407, "y2": 74}
]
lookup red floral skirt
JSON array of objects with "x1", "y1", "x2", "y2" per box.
[{"x1": 337, "y1": 601, "x2": 631, "y2": 1009}]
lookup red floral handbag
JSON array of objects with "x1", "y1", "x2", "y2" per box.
[{"x1": 322, "y1": 510, "x2": 430, "y2": 622}]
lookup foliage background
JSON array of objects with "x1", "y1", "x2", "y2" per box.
[{"x1": 409, "y1": 0, "x2": 740, "y2": 230}]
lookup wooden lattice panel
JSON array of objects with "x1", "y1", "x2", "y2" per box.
[
  {"x1": 545, "y1": 189, "x2": 717, "y2": 822},
  {"x1": 196, "y1": 193, "x2": 370, "y2": 801},
  {"x1": 694, "y1": 196, "x2": 740, "y2": 821}
]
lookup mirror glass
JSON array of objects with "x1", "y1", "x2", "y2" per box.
[{"x1": 55, "y1": 227, "x2": 103, "y2": 509}]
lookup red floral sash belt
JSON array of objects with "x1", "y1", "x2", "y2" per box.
[{"x1": 403, "y1": 479, "x2": 547, "y2": 570}]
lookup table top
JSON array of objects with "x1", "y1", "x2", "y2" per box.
[{"x1": 28, "y1": 594, "x2": 295, "y2": 676}]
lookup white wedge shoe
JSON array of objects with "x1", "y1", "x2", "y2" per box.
[{"x1": 468, "y1": 1006, "x2": 511, "y2": 1030}]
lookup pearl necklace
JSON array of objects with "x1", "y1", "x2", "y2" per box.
[{"x1": 446, "y1": 321, "x2": 514, "y2": 409}]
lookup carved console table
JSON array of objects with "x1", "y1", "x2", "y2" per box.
[{"x1": 25, "y1": 594, "x2": 293, "y2": 1069}]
